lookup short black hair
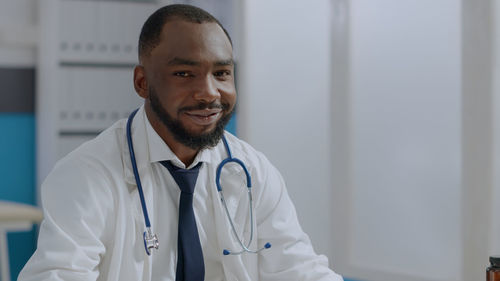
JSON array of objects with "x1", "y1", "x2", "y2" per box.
[{"x1": 138, "y1": 4, "x2": 232, "y2": 60}]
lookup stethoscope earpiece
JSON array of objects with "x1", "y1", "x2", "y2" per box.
[{"x1": 222, "y1": 242, "x2": 272, "y2": 256}]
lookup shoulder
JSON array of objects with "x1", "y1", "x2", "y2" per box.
[
  {"x1": 38, "y1": 121, "x2": 131, "y2": 247},
  {"x1": 223, "y1": 132, "x2": 270, "y2": 167},
  {"x1": 221, "y1": 133, "x2": 288, "y2": 215},
  {"x1": 222, "y1": 132, "x2": 282, "y2": 185},
  {"x1": 57, "y1": 120, "x2": 126, "y2": 175},
  {"x1": 42, "y1": 120, "x2": 128, "y2": 202}
]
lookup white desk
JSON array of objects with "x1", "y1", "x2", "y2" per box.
[{"x1": 0, "y1": 201, "x2": 43, "y2": 281}]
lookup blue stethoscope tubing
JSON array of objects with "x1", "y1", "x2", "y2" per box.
[
  {"x1": 126, "y1": 108, "x2": 271, "y2": 256},
  {"x1": 126, "y1": 109, "x2": 159, "y2": 255},
  {"x1": 216, "y1": 137, "x2": 271, "y2": 255}
]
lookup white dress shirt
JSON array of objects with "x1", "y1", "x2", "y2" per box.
[{"x1": 18, "y1": 106, "x2": 343, "y2": 281}]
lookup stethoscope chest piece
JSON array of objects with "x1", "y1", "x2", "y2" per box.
[{"x1": 144, "y1": 227, "x2": 159, "y2": 256}]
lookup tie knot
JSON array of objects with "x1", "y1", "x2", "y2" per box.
[{"x1": 160, "y1": 161, "x2": 202, "y2": 194}]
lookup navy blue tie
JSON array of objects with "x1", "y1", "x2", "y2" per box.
[{"x1": 161, "y1": 161, "x2": 204, "y2": 281}]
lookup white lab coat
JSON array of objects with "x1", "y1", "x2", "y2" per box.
[{"x1": 18, "y1": 106, "x2": 343, "y2": 281}]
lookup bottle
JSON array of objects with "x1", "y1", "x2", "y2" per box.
[{"x1": 487, "y1": 256, "x2": 500, "y2": 281}]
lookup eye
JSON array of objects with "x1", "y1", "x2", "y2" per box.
[
  {"x1": 214, "y1": 70, "x2": 232, "y2": 79},
  {"x1": 173, "y1": 71, "x2": 191, "y2": 77}
]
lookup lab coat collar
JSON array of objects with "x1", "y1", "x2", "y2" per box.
[
  {"x1": 145, "y1": 112, "x2": 221, "y2": 169},
  {"x1": 123, "y1": 105, "x2": 151, "y2": 185},
  {"x1": 123, "y1": 105, "x2": 225, "y2": 185}
]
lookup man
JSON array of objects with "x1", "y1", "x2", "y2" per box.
[{"x1": 19, "y1": 4, "x2": 343, "y2": 281}]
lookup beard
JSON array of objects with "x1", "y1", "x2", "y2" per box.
[{"x1": 148, "y1": 87, "x2": 234, "y2": 150}]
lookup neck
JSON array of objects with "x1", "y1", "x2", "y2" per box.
[{"x1": 144, "y1": 106, "x2": 199, "y2": 167}]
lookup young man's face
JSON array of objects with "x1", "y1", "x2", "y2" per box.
[{"x1": 140, "y1": 20, "x2": 236, "y2": 150}]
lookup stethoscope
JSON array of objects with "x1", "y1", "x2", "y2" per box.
[{"x1": 126, "y1": 109, "x2": 271, "y2": 256}]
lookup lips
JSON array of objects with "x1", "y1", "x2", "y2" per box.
[{"x1": 184, "y1": 108, "x2": 222, "y2": 126}]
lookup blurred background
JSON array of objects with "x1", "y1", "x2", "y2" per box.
[{"x1": 0, "y1": 0, "x2": 498, "y2": 281}]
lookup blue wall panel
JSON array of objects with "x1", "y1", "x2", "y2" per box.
[
  {"x1": 0, "y1": 114, "x2": 37, "y2": 280},
  {"x1": 0, "y1": 114, "x2": 35, "y2": 203},
  {"x1": 225, "y1": 112, "x2": 237, "y2": 135}
]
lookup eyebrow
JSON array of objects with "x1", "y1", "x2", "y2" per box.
[
  {"x1": 167, "y1": 57, "x2": 234, "y2": 67},
  {"x1": 214, "y1": 59, "x2": 234, "y2": 66}
]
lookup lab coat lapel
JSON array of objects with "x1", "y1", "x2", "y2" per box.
[
  {"x1": 121, "y1": 106, "x2": 154, "y2": 279},
  {"x1": 127, "y1": 185, "x2": 154, "y2": 280},
  {"x1": 122, "y1": 106, "x2": 151, "y2": 187}
]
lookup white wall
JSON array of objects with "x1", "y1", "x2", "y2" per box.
[
  {"x1": 238, "y1": 0, "x2": 335, "y2": 263},
  {"x1": 462, "y1": 1, "x2": 494, "y2": 280},
  {"x1": 348, "y1": 0, "x2": 461, "y2": 280},
  {"x1": 331, "y1": 1, "x2": 498, "y2": 281},
  {"x1": 493, "y1": 0, "x2": 500, "y2": 258},
  {"x1": 239, "y1": 1, "x2": 488, "y2": 281}
]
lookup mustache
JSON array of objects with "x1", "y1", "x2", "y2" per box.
[{"x1": 179, "y1": 102, "x2": 229, "y2": 112}]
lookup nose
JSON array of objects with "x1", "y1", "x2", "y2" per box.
[{"x1": 193, "y1": 75, "x2": 220, "y2": 103}]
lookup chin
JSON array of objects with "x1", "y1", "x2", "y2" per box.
[{"x1": 188, "y1": 125, "x2": 218, "y2": 136}]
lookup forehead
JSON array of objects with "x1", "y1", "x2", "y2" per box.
[{"x1": 150, "y1": 20, "x2": 233, "y2": 63}]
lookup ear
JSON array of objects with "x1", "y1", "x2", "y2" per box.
[{"x1": 133, "y1": 65, "x2": 148, "y2": 99}]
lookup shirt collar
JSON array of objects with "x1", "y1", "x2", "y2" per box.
[{"x1": 144, "y1": 109, "x2": 221, "y2": 169}]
